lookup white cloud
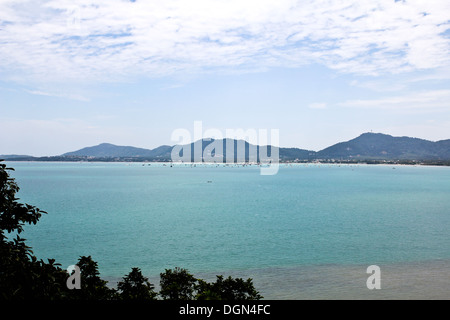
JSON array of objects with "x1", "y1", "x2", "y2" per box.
[
  {"x1": 0, "y1": 0, "x2": 449, "y2": 83},
  {"x1": 339, "y1": 89, "x2": 450, "y2": 112},
  {"x1": 349, "y1": 79, "x2": 407, "y2": 92},
  {"x1": 25, "y1": 89, "x2": 90, "y2": 101}
]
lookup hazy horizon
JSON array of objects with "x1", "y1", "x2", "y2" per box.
[{"x1": 2, "y1": 131, "x2": 450, "y2": 158}]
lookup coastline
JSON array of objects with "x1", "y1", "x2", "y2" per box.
[
  {"x1": 103, "y1": 259, "x2": 450, "y2": 300},
  {"x1": 4, "y1": 160, "x2": 450, "y2": 168}
]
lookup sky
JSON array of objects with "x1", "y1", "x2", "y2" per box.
[{"x1": 1, "y1": 0, "x2": 450, "y2": 156}]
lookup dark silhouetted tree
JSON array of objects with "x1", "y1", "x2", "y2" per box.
[
  {"x1": 197, "y1": 275, "x2": 262, "y2": 300},
  {"x1": 159, "y1": 267, "x2": 197, "y2": 300},
  {"x1": 117, "y1": 267, "x2": 157, "y2": 300},
  {"x1": 0, "y1": 161, "x2": 70, "y2": 299},
  {"x1": 72, "y1": 255, "x2": 116, "y2": 300}
]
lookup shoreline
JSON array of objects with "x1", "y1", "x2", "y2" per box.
[
  {"x1": 102, "y1": 258, "x2": 450, "y2": 300},
  {"x1": 4, "y1": 160, "x2": 450, "y2": 168}
]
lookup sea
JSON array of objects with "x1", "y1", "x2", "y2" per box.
[{"x1": 5, "y1": 161, "x2": 450, "y2": 299}]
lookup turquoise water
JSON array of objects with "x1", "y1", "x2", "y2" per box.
[{"x1": 5, "y1": 162, "x2": 450, "y2": 299}]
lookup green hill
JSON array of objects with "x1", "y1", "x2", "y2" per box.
[{"x1": 317, "y1": 132, "x2": 447, "y2": 160}]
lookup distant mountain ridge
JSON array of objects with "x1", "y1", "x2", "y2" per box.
[
  {"x1": 61, "y1": 138, "x2": 314, "y2": 161},
  {"x1": 2, "y1": 133, "x2": 450, "y2": 162},
  {"x1": 63, "y1": 143, "x2": 172, "y2": 158},
  {"x1": 58, "y1": 132, "x2": 450, "y2": 161},
  {"x1": 316, "y1": 133, "x2": 450, "y2": 160}
]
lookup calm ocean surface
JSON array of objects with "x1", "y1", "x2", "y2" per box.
[{"x1": 5, "y1": 161, "x2": 450, "y2": 299}]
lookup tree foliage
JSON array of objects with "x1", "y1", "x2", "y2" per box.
[
  {"x1": 0, "y1": 162, "x2": 46, "y2": 234},
  {"x1": 0, "y1": 161, "x2": 70, "y2": 299},
  {"x1": 159, "y1": 267, "x2": 198, "y2": 300},
  {"x1": 197, "y1": 275, "x2": 262, "y2": 300},
  {"x1": 71, "y1": 255, "x2": 117, "y2": 300},
  {"x1": 117, "y1": 267, "x2": 157, "y2": 300}
]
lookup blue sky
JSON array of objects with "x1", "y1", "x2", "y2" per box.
[{"x1": 1, "y1": 0, "x2": 450, "y2": 156}]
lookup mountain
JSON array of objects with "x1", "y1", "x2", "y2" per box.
[
  {"x1": 172, "y1": 138, "x2": 316, "y2": 162},
  {"x1": 63, "y1": 143, "x2": 171, "y2": 159},
  {"x1": 317, "y1": 132, "x2": 447, "y2": 160},
  {"x1": 279, "y1": 147, "x2": 316, "y2": 160},
  {"x1": 61, "y1": 139, "x2": 314, "y2": 162},
  {"x1": 435, "y1": 139, "x2": 450, "y2": 159},
  {"x1": 148, "y1": 145, "x2": 173, "y2": 158},
  {"x1": 5, "y1": 132, "x2": 448, "y2": 162}
]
